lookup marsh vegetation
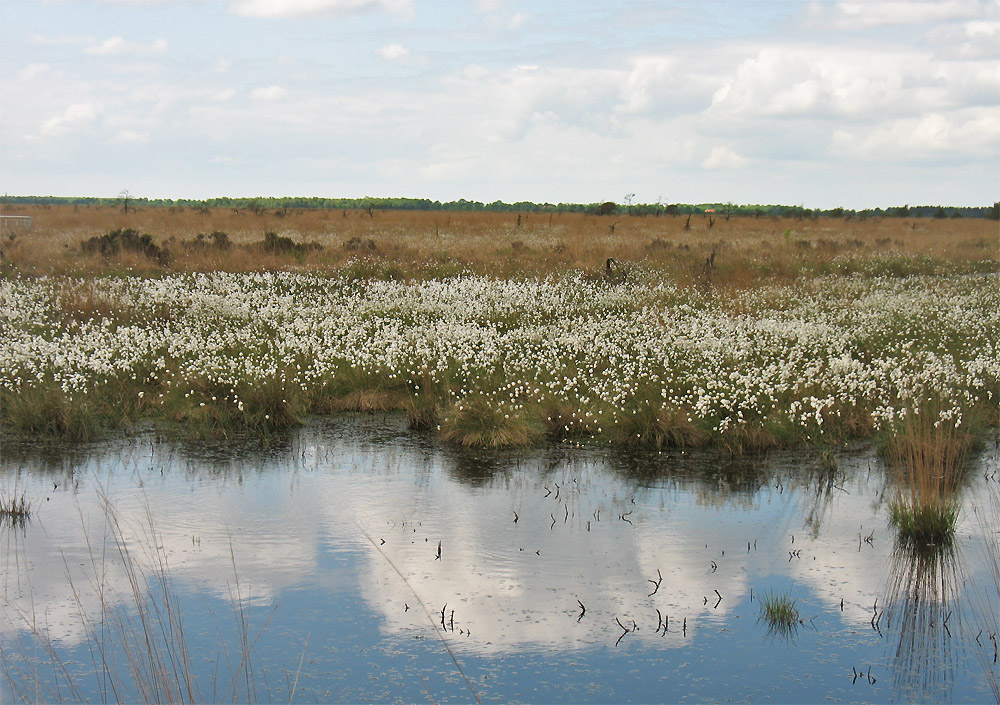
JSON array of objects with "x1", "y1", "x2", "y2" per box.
[
  {"x1": 1, "y1": 204, "x2": 997, "y2": 703},
  {"x1": 2, "y1": 206, "x2": 997, "y2": 454}
]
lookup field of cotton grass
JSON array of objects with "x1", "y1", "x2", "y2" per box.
[{"x1": 2, "y1": 262, "x2": 997, "y2": 454}]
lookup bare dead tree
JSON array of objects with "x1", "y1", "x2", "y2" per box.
[{"x1": 604, "y1": 257, "x2": 627, "y2": 284}]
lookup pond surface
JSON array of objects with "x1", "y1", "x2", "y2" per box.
[{"x1": 2, "y1": 416, "x2": 998, "y2": 704}]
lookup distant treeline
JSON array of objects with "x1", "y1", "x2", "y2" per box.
[{"x1": 2, "y1": 195, "x2": 997, "y2": 219}]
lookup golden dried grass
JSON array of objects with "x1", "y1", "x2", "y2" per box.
[{"x1": 2, "y1": 204, "x2": 996, "y2": 284}]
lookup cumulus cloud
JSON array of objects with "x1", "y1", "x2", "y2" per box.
[
  {"x1": 809, "y1": 0, "x2": 989, "y2": 29},
  {"x1": 376, "y1": 43, "x2": 411, "y2": 62},
  {"x1": 229, "y1": 0, "x2": 414, "y2": 18},
  {"x1": 703, "y1": 145, "x2": 748, "y2": 169},
  {"x1": 705, "y1": 45, "x2": 984, "y2": 119},
  {"x1": 250, "y1": 85, "x2": 288, "y2": 101},
  {"x1": 508, "y1": 12, "x2": 528, "y2": 28},
  {"x1": 83, "y1": 36, "x2": 168, "y2": 56},
  {"x1": 40, "y1": 102, "x2": 100, "y2": 136},
  {"x1": 18, "y1": 63, "x2": 53, "y2": 81},
  {"x1": 617, "y1": 56, "x2": 675, "y2": 114},
  {"x1": 113, "y1": 129, "x2": 150, "y2": 143},
  {"x1": 831, "y1": 107, "x2": 1000, "y2": 159},
  {"x1": 5, "y1": 0, "x2": 998, "y2": 205}
]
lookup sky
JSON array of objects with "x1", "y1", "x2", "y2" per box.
[{"x1": 1, "y1": 0, "x2": 998, "y2": 209}]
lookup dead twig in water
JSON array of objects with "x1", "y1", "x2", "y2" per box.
[
  {"x1": 614, "y1": 617, "x2": 633, "y2": 646},
  {"x1": 647, "y1": 569, "x2": 663, "y2": 596}
]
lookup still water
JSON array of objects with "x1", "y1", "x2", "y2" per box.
[{"x1": 2, "y1": 415, "x2": 998, "y2": 704}]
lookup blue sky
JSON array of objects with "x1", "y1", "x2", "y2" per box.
[{"x1": 2, "y1": 0, "x2": 998, "y2": 208}]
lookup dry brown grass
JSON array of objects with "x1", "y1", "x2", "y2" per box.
[{"x1": 1, "y1": 203, "x2": 997, "y2": 284}]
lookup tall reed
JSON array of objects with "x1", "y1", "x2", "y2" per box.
[{"x1": 881, "y1": 396, "x2": 979, "y2": 547}]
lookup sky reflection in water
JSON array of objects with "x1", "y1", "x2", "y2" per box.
[{"x1": 2, "y1": 416, "x2": 998, "y2": 704}]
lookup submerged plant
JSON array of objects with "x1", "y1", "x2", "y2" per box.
[
  {"x1": 758, "y1": 591, "x2": 800, "y2": 638},
  {"x1": 0, "y1": 491, "x2": 31, "y2": 526}
]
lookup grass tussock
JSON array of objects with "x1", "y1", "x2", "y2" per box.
[
  {"x1": 162, "y1": 375, "x2": 304, "y2": 439},
  {"x1": 439, "y1": 396, "x2": 544, "y2": 448},
  {"x1": 403, "y1": 372, "x2": 453, "y2": 431},
  {"x1": 539, "y1": 398, "x2": 601, "y2": 440},
  {"x1": 611, "y1": 402, "x2": 710, "y2": 449},
  {"x1": 0, "y1": 383, "x2": 109, "y2": 441},
  {"x1": 719, "y1": 421, "x2": 786, "y2": 456},
  {"x1": 888, "y1": 501, "x2": 959, "y2": 548},
  {"x1": 310, "y1": 365, "x2": 409, "y2": 414}
]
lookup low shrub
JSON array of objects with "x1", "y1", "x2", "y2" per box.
[
  {"x1": 253, "y1": 231, "x2": 322, "y2": 256},
  {"x1": 184, "y1": 230, "x2": 232, "y2": 251},
  {"x1": 82, "y1": 228, "x2": 169, "y2": 265}
]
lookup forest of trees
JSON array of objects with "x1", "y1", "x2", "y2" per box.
[{"x1": 2, "y1": 194, "x2": 996, "y2": 220}]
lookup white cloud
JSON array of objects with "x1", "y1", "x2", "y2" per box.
[
  {"x1": 832, "y1": 107, "x2": 1000, "y2": 159},
  {"x1": 40, "y1": 102, "x2": 100, "y2": 136},
  {"x1": 703, "y1": 145, "x2": 748, "y2": 169},
  {"x1": 228, "y1": 0, "x2": 414, "y2": 19},
  {"x1": 18, "y1": 63, "x2": 53, "y2": 81},
  {"x1": 376, "y1": 43, "x2": 411, "y2": 62},
  {"x1": 442, "y1": 63, "x2": 624, "y2": 141},
  {"x1": 705, "y1": 45, "x2": 986, "y2": 119},
  {"x1": 813, "y1": 0, "x2": 989, "y2": 29},
  {"x1": 962, "y1": 18, "x2": 1000, "y2": 36},
  {"x1": 83, "y1": 36, "x2": 168, "y2": 56},
  {"x1": 250, "y1": 85, "x2": 288, "y2": 101},
  {"x1": 617, "y1": 56, "x2": 675, "y2": 114},
  {"x1": 473, "y1": 0, "x2": 508, "y2": 11},
  {"x1": 113, "y1": 129, "x2": 150, "y2": 143},
  {"x1": 508, "y1": 12, "x2": 528, "y2": 28},
  {"x1": 4, "y1": 0, "x2": 998, "y2": 206}
]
